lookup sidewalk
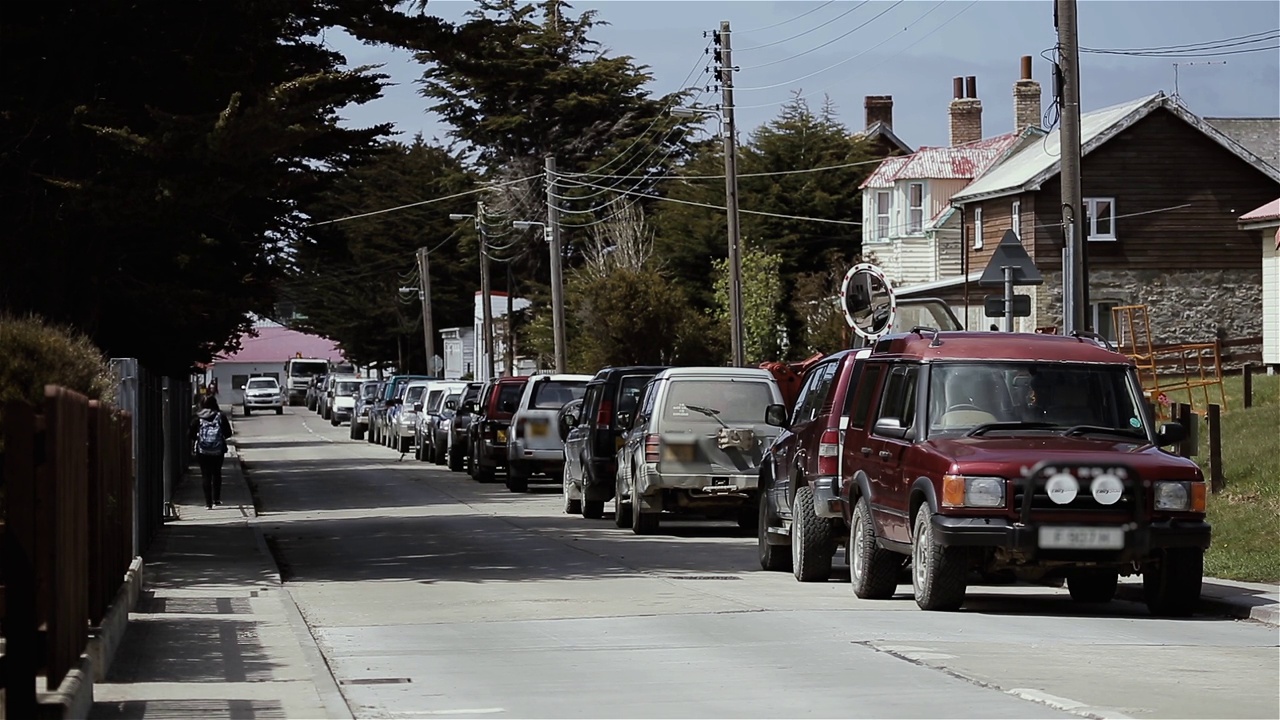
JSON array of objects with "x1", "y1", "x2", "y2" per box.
[
  {"x1": 90, "y1": 440, "x2": 350, "y2": 719},
  {"x1": 1117, "y1": 575, "x2": 1280, "y2": 626}
]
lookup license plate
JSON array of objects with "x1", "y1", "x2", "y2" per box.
[{"x1": 1038, "y1": 526, "x2": 1125, "y2": 550}]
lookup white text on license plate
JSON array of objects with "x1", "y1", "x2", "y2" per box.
[{"x1": 1038, "y1": 526, "x2": 1124, "y2": 550}]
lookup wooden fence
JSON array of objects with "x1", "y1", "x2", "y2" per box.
[{"x1": 2, "y1": 386, "x2": 135, "y2": 718}]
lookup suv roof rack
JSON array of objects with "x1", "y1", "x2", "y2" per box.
[
  {"x1": 910, "y1": 326, "x2": 943, "y2": 347},
  {"x1": 1070, "y1": 329, "x2": 1115, "y2": 352}
]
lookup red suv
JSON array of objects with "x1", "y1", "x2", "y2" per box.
[
  {"x1": 837, "y1": 330, "x2": 1209, "y2": 616},
  {"x1": 466, "y1": 376, "x2": 528, "y2": 483}
]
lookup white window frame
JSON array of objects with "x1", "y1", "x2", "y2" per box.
[
  {"x1": 973, "y1": 206, "x2": 984, "y2": 249},
  {"x1": 875, "y1": 190, "x2": 891, "y2": 241},
  {"x1": 1084, "y1": 197, "x2": 1117, "y2": 241},
  {"x1": 1011, "y1": 200, "x2": 1021, "y2": 238},
  {"x1": 907, "y1": 182, "x2": 924, "y2": 234},
  {"x1": 1090, "y1": 299, "x2": 1121, "y2": 342}
]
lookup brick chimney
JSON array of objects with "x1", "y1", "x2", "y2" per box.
[
  {"x1": 949, "y1": 76, "x2": 983, "y2": 146},
  {"x1": 865, "y1": 95, "x2": 894, "y2": 130},
  {"x1": 1014, "y1": 55, "x2": 1042, "y2": 131}
]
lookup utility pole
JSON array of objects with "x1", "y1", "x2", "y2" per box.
[
  {"x1": 416, "y1": 247, "x2": 434, "y2": 375},
  {"x1": 478, "y1": 201, "x2": 496, "y2": 381},
  {"x1": 546, "y1": 155, "x2": 568, "y2": 373},
  {"x1": 1057, "y1": 0, "x2": 1086, "y2": 333},
  {"x1": 505, "y1": 266, "x2": 514, "y2": 376},
  {"x1": 717, "y1": 20, "x2": 746, "y2": 367}
]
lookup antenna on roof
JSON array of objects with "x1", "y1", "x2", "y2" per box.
[{"x1": 1172, "y1": 61, "x2": 1227, "y2": 101}]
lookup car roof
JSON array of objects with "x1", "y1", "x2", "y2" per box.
[
  {"x1": 494, "y1": 376, "x2": 529, "y2": 384},
  {"x1": 591, "y1": 365, "x2": 669, "y2": 381},
  {"x1": 248, "y1": 377, "x2": 278, "y2": 383},
  {"x1": 869, "y1": 331, "x2": 1131, "y2": 364},
  {"x1": 530, "y1": 374, "x2": 594, "y2": 383},
  {"x1": 655, "y1": 367, "x2": 779, "y2": 381}
]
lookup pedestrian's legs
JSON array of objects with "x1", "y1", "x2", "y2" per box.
[
  {"x1": 197, "y1": 454, "x2": 216, "y2": 508},
  {"x1": 211, "y1": 453, "x2": 225, "y2": 505}
]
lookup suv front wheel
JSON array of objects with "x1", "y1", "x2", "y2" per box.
[
  {"x1": 850, "y1": 497, "x2": 902, "y2": 599},
  {"x1": 911, "y1": 509, "x2": 968, "y2": 611},
  {"x1": 1142, "y1": 548, "x2": 1203, "y2": 617}
]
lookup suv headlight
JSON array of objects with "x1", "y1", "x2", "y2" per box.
[
  {"x1": 1154, "y1": 481, "x2": 1206, "y2": 512},
  {"x1": 942, "y1": 474, "x2": 1005, "y2": 508}
]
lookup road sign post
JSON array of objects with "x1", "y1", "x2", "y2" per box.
[{"x1": 979, "y1": 230, "x2": 1042, "y2": 330}]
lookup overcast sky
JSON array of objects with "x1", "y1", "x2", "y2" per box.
[{"x1": 327, "y1": 0, "x2": 1280, "y2": 151}]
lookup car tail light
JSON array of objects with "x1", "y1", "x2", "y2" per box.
[
  {"x1": 596, "y1": 399, "x2": 613, "y2": 429},
  {"x1": 644, "y1": 433, "x2": 660, "y2": 463},
  {"x1": 817, "y1": 429, "x2": 840, "y2": 476},
  {"x1": 483, "y1": 422, "x2": 496, "y2": 441}
]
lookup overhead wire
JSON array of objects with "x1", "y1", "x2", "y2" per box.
[
  {"x1": 1083, "y1": 44, "x2": 1278, "y2": 59},
  {"x1": 737, "y1": 1, "x2": 905, "y2": 74},
  {"x1": 736, "y1": 2, "x2": 869, "y2": 52},
  {"x1": 735, "y1": 1, "x2": 837, "y2": 34},
  {"x1": 305, "y1": 174, "x2": 541, "y2": 227},
  {"x1": 1081, "y1": 29, "x2": 1278, "y2": 54}
]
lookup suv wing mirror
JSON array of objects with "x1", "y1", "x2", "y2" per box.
[
  {"x1": 764, "y1": 403, "x2": 788, "y2": 427},
  {"x1": 1156, "y1": 421, "x2": 1185, "y2": 447},
  {"x1": 873, "y1": 417, "x2": 909, "y2": 440},
  {"x1": 445, "y1": 399, "x2": 458, "y2": 411},
  {"x1": 615, "y1": 410, "x2": 633, "y2": 429},
  {"x1": 413, "y1": 403, "x2": 423, "y2": 412}
]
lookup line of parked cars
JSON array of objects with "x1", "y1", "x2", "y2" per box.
[{"x1": 319, "y1": 326, "x2": 1209, "y2": 617}]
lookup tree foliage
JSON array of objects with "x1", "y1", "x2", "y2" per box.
[
  {"x1": 0, "y1": 1, "x2": 438, "y2": 373},
  {"x1": 713, "y1": 249, "x2": 785, "y2": 366}
]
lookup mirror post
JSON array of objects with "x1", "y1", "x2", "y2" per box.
[{"x1": 1003, "y1": 265, "x2": 1015, "y2": 333}]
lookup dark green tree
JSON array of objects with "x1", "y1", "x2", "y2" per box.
[{"x1": 0, "y1": 1, "x2": 442, "y2": 374}]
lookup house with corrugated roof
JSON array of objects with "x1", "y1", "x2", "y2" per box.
[
  {"x1": 859, "y1": 61, "x2": 1046, "y2": 291},
  {"x1": 947, "y1": 91, "x2": 1280, "y2": 344},
  {"x1": 1238, "y1": 198, "x2": 1280, "y2": 369}
]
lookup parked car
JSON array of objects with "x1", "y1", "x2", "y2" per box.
[
  {"x1": 318, "y1": 374, "x2": 341, "y2": 420},
  {"x1": 561, "y1": 366, "x2": 668, "y2": 519},
  {"x1": 410, "y1": 381, "x2": 451, "y2": 461},
  {"x1": 467, "y1": 376, "x2": 529, "y2": 483},
  {"x1": 242, "y1": 377, "x2": 285, "y2": 416},
  {"x1": 349, "y1": 380, "x2": 381, "y2": 440},
  {"x1": 821, "y1": 329, "x2": 1208, "y2": 616},
  {"x1": 505, "y1": 374, "x2": 591, "y2": 493},
  {"x1": 418, "y1": 382, "x2": 469, "y2": 464},
  {"x1": 446, "y1": 382, "x2": 484, "y2": 472},
  {"x1": 306, "y1": 374, "x2": 327, "y2": 411},
  {"x1": 328, "y1": 376, "x2": 363, "y2": 426},
  {"x1": 758, "y1": 349, "x2": 870, "y2": 580},
  {"x1": 614, "y1": 367, "x2": 784, "y2": 534},
  {"x1": 388, "y1": 380, "x2": 432, "y2": 453},
  {"x1": 368, "y1": 375, "x2": 431, "y2": 446}
]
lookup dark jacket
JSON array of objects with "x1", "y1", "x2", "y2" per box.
[{"x1": 190, "y1": 408, "x2": 234, "y2": 454}]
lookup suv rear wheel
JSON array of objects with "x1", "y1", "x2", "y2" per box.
[
  {"x1": 911, "y1": 509, "x2": 968, "y2": 611},
  {"x1": 850, "y1": 497, "x2": 902, "y2": 599},
  {"x1": 757, "y1": 493, "x2": 791, "y2": 572},
  {"x1": 631, "y1": 494, "x2": 659, "y2": 535},
  {"x1": 1143, "y1": 548, "x2": 1203, "y2": 617},
  {"x1": 1067, "y1": 569, "x2": 1119, "y2": 603},
  {"x1": 791, "y1": 485, "x2": 837, "y2": 583}
]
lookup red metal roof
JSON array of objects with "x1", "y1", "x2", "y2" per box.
[
  {"x1": 860, "y1": 132, "x2": 1023, "y2": 188},
  {"x1": 215, "y1": 326, "x2": 345, "y2": 364},
  {"x1": 1240, "y1": 197, "x2": 1280, "y2": 223}
]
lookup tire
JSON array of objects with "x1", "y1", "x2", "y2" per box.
[
  {"x1": 631, "y1": 494, "x2": 659, "y2": 535},
  {"x1": 433, "y1": 439, "x2": 447, "y2": 465},
  {"x1": 791, "y1": 485, "x2": 837, "y2": 583},
  {"x1": 758, "y1": 492, "x2": 792, "y2": 572},
  {"x1": 448, "y1": 442, "x2": 464, "y2": 472},
  {"x1": 911, "y1": 509, "x2": 968, "y2": 611},
  {"x1": 614, "y1": 495, "x2": 631, "y2": 528},
  {"x1": 277, "y1": 407, "x2": 285, "y2": 416},
  {"x1": 1143, "y1": 548, "x2": 1203, "y2": 617},
  {"x1": 849, "y1": 497, "x2": 902, "y2": 599},
  {"x1": 582, "y1": 500, "x2": 604, "y2": 520},
  {"x1": 1067, "y1": 570, "x2": 1119, "y2": 603},
  {"x1": 244, "y1": 407, "x2": 251, "y2": 416},
  {"x1": 507, "y1": 471, "x2": 529, "y2": 493},
  {"x1": 563, "y1": 476, "x2": 582, "y2": 515},
  {"x1": 350, "y1": 422, "x2": 362, "y2": 441},
  {"x1": 330, "y1": 414, "x2": 338, "y2": 425}
]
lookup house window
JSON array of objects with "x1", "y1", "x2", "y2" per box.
[
  {"x1": 908, "y1": 183, "x2": 924, "y2": 234},
  {"x1": 1085, "y1": 198, "x2": 1116, "y2": 241},
  {"x1": 1012, "y1": 200, "x2": 1021, "y2": 237},
  {"x1": 876, "y1": 191, "x2": 891, "y2": 240},
  {"x1": 973, "y1": 206, "x2": 984, "y2": 249},
  {"x1": 1090, "y1": 300, "x2": 1120, "y2": 341}
]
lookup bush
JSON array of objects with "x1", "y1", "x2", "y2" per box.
[{"x1": 0, "y1": 313, "x2": 115, "y2": 411}]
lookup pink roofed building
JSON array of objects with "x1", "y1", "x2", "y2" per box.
[
  {"x1": 207, "y1": 319, "x2": 347, "y2": 407},
  {"x1": 1239, "y1": 198, "x2": 1280, "y2": 368}
]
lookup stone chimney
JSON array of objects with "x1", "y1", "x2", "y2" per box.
[
  {"x1": 949, "y1": 76, "x2": 983, "y2": 146},
  {"x1": 1014, "y1": 55, "x2": 1042, "y2": 131},
  {"x1": 865, "y1": 95, "x2": 894, "y2": 130}
]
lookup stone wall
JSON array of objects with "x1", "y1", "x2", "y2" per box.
[{"x1": 1034, "y1": 268, "x2": 1263, "y2": 344}]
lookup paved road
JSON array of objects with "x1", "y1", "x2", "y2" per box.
[{"x1": 238, "y1": 409, "x2": 1279, "y2": 720}]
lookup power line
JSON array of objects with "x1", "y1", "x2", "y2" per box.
[
  {"x1": 737, "y1": 2, "x2": 869, "y2": 52},
  {"x1": 1083, "y1": 44, "x2": 1278, "y2": 59},
  {"x1": 736, "y1": 1, "x2": 838, "y2": 34},
  {"x1": 738, "y1": 1, "x2": 905, "y2": 74},
  {"x1": 1081, "y1": 29, "x2": 1277, "y2": 54},
  {"x1": 561, "y1": 153, "x2": 898, "y2": 182},
  {"x1": 304, "y1": 175, "x2": 540, "y2": 227}
]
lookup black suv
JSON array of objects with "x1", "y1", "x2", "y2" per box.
[
  {"x1": 561, "y1": 366, "x2": 667, "y2": 518},
  {"x1": 446, "y1": 382, "x2": 483, "y2": 472}
]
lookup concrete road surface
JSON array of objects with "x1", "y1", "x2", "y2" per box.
[{"x1": 237, "y1": 409, "x2": 1279, "y2": 720}]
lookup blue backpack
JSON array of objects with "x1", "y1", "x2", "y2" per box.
[{"x1": 196, "y1": 413, "x2": 224, "y2": 455}]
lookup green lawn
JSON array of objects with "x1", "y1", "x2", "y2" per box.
[{"x1": 1181, "y1": 371, "x2": 1280, "y2": 583}]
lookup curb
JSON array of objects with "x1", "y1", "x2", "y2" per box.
[
  {"x1": 86, "y1": 556, "x2": 146, "y2": 682},
  {"x1": 1115, "y1": 584, "x2": 1280, "y2": 626},
  {"x1": 36, "y1": 653, "x2": 94, "y2": 720}
]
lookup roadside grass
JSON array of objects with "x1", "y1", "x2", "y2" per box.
[{"x1": 1170, "y1": 371, "x2": 1280, "y2": 583}]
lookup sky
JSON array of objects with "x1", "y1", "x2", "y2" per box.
[{"x1": 326, "y1": 0, "x2": 1280, "y2": 152}]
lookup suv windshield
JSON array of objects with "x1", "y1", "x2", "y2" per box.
[
  {"x1": 336, "y1": 381, "x2": 360, "y2": 395},
  {"x1": 925, "y1": 362, "x2": 1148, "y2": 438},
  {"x1": 531, "y1": 381, "x2": 587, "y2": 409},
  {"x1": 665, "y1": 380, "x2": 774, "y2": 425},
  {"x1": 247, "y1": 379, "x2": 277, "y2": 389},
  {"x1": 361, "y1": 383, "x2": 379, "y2": 399},
  {"x1": 404, "y1": 385, "x2": 427, "y2": 404}
]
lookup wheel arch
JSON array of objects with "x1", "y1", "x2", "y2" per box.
[{"x1": 909, "y1": 476, "x2": 939, "y2": 537}]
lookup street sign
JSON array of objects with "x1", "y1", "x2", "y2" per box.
[
  {"x1": 978, "y1": 230, "x2": 1043, "y2": 287},
  {"x1": 984, "y1": 294, "x2": 1031, "y2": 318}
]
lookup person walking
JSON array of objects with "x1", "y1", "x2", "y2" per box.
[{"x1": 190, "y1": 395, "x2": 234, "y2": 509}]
